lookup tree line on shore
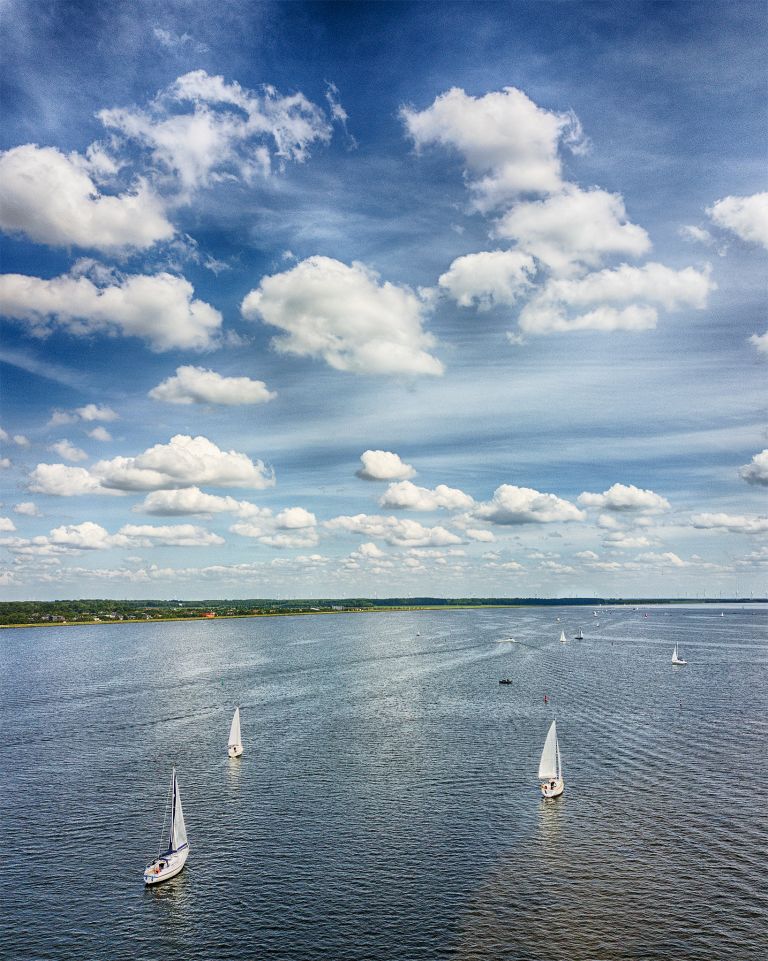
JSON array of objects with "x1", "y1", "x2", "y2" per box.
[{"x1": 1, "y1": 596, "x2": 760, "y2": 626}]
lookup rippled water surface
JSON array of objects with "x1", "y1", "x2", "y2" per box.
[{"x1": 1, "y1": 606, "x2": 766, "y2": 960}]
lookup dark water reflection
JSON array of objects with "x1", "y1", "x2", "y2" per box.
[{"x1": 0, "y1": 606, "x2": 766, "y2": 959}]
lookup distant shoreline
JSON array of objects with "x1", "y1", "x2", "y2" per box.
[{"x1": 1, "y1": 598, "x2": 764, "y2": 630}]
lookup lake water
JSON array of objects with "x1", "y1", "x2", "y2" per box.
[{"x1": 1, "y1": 606, "x2": 766, "y2": 960}]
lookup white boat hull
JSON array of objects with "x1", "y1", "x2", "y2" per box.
[
  {"x1": 144, "y1": 845, "x2": 189, "y2": 885},
  {"x1": 672, "y1": 658, "x2": 687, "y2": 665},
  {"x1": 540, "y1": 778, "x2": 564, "y2": 799},
  {"x1": 228, "y1": 744, "x2": 243, "y2": 758}
]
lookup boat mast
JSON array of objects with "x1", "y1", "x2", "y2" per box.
[
  {"x1": 157, "y1": 769, "x2": 173, "y2": 858},
  {"x1": 168, "y1": 768, "x2": 177, "y2": 852}
]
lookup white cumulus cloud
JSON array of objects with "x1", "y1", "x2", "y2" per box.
[
  {"x1": 0, "y1": 269, "x2": 222, "y2": 352},
  {"x1": 356, "y1": 450, "x2": 416, "y2": 481},
  {"x1": 638, "y1": 551, "x2": 688, "y2": 568},
  {"x1": 0, "y1": 145, "x2": 173, "y2": 251},
  {"x1": 149, "y1": 365, "x2": 276, "y2": 405},
  {"x1": 493, "y1": 186, "x2": 651, "y2": 276},
  {"x1": 578, "y1": 483, "x2": 670, "y2": 513},
  {"x1": 27, "y1": 464, "x2": 117, "y2": 497},
  {"x1": 230, "y1": 505, "x2": 318, "y2": 549},
  {"x1": 93, "y1": 435, "x2": 274, "y2": 491},
  {"x1": 117, "y1": 523, "x2": 225, "y2": 548},
  {"x1": 35, "y1": 520, "x2": 224, "y2": 552},
  {"x1": 438, "y1": 250, "x2": 536, "y2": 309},
  {"x1": 136, "y1": 487, "x2": 265, "y2": 517},
  {"x1": 692, "y1": 512, "x2": 768, "y2": 534},
  {"x1": 241, "y1": 256, "x2": 443, "y2": 377},
  {"x1": 0, "y1": 516, "x2": 16, "y2": 532},
  {"x1": 325, "y1": 513, "x2": 463, "y2": 548},
  {"x1": 473, "y1": 485, "x2": 585, "y2": 525},
  {"x1": 603, "y1": 532, "x2": 654, "y2": 549},
  {"x1": 739, "y1": 449, "x2": 768, "y2": 487},
  {"x1": 29, "y1": 435, "x2": 273, "y2": 495},
  {"x1": 13, "y1": 501, "x2": 40, "y2": 516},
  {"x1": 48, "y1": 439, "x2": 88, "y2": 463},
  {"x1": 77, "y1": 404, "x2": 119, "y2": 422},
  {"x1": 401, "y1": 86, "x2": 584, "y2": 210},
  {"x1": 464, "y1": 528, "x2": 496, "y2": 542},
  {"x1": 707, "y1": 192, "x2": 768, "y2": 249},
  {"x1": 379, "y1": 480, "x2": 474, "y2": 511},
  {"x1": 517, "y1": 262, "x2": 714, "y2": 336}
]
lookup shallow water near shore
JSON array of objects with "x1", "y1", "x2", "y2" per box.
[{"x1": 1, "y1": 605, "x2": 766, "y2": 960}]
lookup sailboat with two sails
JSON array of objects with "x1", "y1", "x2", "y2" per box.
[
  {"x1": 144, "y1": 767, "x2": 189, "y2": 885},
  {"x1": 538, "y1": 720, "x2": 564, "y2": 798}
]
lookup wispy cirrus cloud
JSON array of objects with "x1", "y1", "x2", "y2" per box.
[{"x1": 98, "y1": 70, "x2": 334, "y2": 193}]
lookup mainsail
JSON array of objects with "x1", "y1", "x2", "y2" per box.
[
  {"x1": 169, "y1": 769, "x2": 188, "y2": 852},
  {"x1": 559, "y1": 630, "x2": 566, "y2": 643},
  {"x1": 228, "y1": 707, "x2": 242, "y2": 748},
  {"x1": 538, "y1": 721, "x2": 560, "y2": 780}
]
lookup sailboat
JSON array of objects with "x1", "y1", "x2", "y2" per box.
[
  {"x1": 574, "y1": 629, "x2": 584, "y2": 640},
  {"x1": 538, "y1": 720, "x2": 564, "y2": 798},
  {"x1": 559, "y1": 629, "x2": 567, "y2": 644},
  {"x1": 143, "y1": 768, "x2": 189, "y2": 885},
  {"x1": 227, "y1": 706, "x2": 243, "y2": 758},
  {"x1": 671, "y1": 645, "x2": 687, "y2": 666}
]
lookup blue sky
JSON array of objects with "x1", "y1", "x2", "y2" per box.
[{"x1": 1, "y1": 0, "x2": 766, "y2": 600}]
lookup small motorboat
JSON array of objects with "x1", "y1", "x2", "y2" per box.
[{"x1": 499, "y1": 678, "x2": 513, "y2": 685}]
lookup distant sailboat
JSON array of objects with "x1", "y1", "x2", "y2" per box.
[
  {"x1": 559, "y1": 630, "x2": 567, "y2": 644},
  {"x1": 574, "y1": 629, "x2": 584, "y2": 640},
  {"x1": 144, "y1": 768, "x2": 189, "y2": 885},
  {"x1": 228, "y1": 707, "x2": 243, "y2": 758},
  {"x1": 538, "y1": 720, "x2": 564, "y2": 798},
  {"x1": 671, "y1": 645, "x2": 687, "y2": 666}
]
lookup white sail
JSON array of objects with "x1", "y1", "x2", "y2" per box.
[
  {"x1": 228, "y1": 707, "x2": 242, "y2": 748},
  {"x1": 538, "y1": 721, "x2": 560, "y2": 780},
  {"x1": 170, "y1": 769, "x2": 188, "y2": 851},
  {"x1": 559, "y1": 630, "x2": 567, "y2": 643},
  {"x1": 672, "y1": 645, "x2": 678, "y2": 662}
]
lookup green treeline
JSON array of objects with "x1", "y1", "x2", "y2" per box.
[{"x1": 0, "y1": 596, "x2": 761, "y2": 627}]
